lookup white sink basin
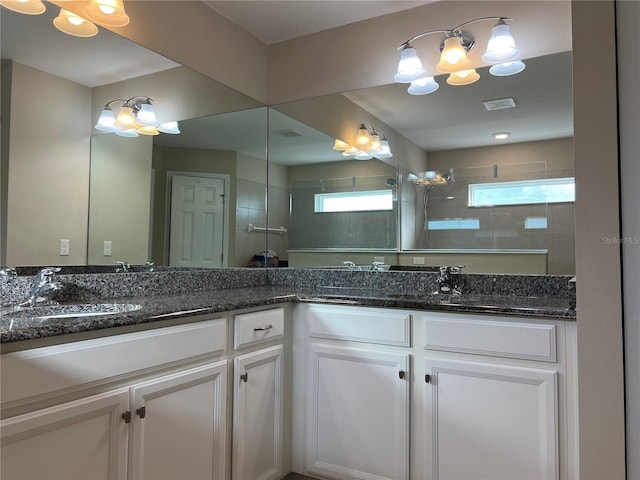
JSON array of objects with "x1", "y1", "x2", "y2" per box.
[{"x1": 3, "y1": 303, "x2": 142, "y2": 322}]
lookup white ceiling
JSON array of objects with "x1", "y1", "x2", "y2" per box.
[{"x1": 202, "y1": 1, "x2": 435, "y2": 44}]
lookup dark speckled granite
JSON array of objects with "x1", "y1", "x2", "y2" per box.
[{"x1": 0, "y1": 267, "x2": 576, "y2": 344}]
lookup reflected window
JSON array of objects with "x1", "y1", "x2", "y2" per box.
[
  {"x1": 469, "y1": 177, "x2": 575, "y2": 207},
  {"x1": 314, "y1": 189, "x2": 393, "y2": 213},
  {"x1": 525, "y1": 217, "x2": 548, "y2": 229},
  {"x1": 428, "y1": 218, "x2": 480, "y2": 230}
]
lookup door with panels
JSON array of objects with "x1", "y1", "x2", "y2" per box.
[{"x1": 304, "y1": 304, "x2": 412, "y2": 480}]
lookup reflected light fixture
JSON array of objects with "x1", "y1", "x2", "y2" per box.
[
  {"x1": 95, "y1": 97, "x2": 180, "y2": 137},
  {"x1": 53, "y1": 8, "x2": 99, "y2": 37},
  {"x1": 493, "y1": 132, "x2": 511, "y2": 140},
  {"x1": 395, "y1": 17, "x2": 525, "y2": 96},
  {"x1": 0, "y1": 0, "x2": 45, "y2": 15},
  {"x1": 84, "y1": 0, "x2": 130, "y2": 27},
  {"x1": 333, "y1": 123, "x2": 393, "y2": 160}
]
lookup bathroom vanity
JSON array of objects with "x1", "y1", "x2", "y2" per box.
[{"x1": 0, "y1": 268, "x2": 577, "y2": 480}]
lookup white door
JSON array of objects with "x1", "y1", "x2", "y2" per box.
[
  {"x1": 1, "y1": 389, "x2": 129, "y2": 480},
  {"x1": 422, "y1": 358, "x2": 558, "y2": 480},
  {"x1": 233, "y1": 345, "x2": 284, "y2": 480},
  {"x1": 169, "y1": 174, "x2": 225, "y2": 267},
  {"x1": 306, "y1": 343, "x2": 410, "y2": 480},
  {"x1": 128, "y1": 362, "x2": 228, "y2": 480}
]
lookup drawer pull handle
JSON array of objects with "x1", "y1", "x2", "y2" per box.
[
  {"x1": 240, "y1": 372, "x2": 248, "y2": 382},
  {"x1": 253, "y1": 324, "x2": 273, "y2": 331}
]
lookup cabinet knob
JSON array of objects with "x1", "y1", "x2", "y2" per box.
[
  {"x1": 398, "y1": 370, "x2": 406, "y2": 380},
  {"x1": 136, "y1": 406, "x2": 146, "y2": 419},
  {"x1": 240, "y1": 372, "x2": 248, "y2": 382}
]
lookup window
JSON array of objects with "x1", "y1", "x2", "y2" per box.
[
  {"x1": 427, "y1": 218, "x2": 480, "y2": 230},
  {"x1": 314, "y1": 189, "x2": 393, "y2": 213},
  {"x1": 525, "y1": 217, "x2": 548, "y2": 229},
  {"x1": 468, "y1": 177, "x2": 575, "y2": 207}
]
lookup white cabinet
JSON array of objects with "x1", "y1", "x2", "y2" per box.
[
  {"x1": 306, "y1": 343, "x2": 410, "y2": 480},
  {"x1": 128, "y1": 362, "x2": 228, "y2": 480},
  {"x1": 1, "y1": 389, "x2": 129, "y2": 480},
  {"x1": 232, "y1": 345, "x2": 284, "y2": 480},
  {"x1": 421, "y1": 358, "x2": 558, "y2": 480},
  {"x1": 299, "y1": 304, "x2": 412, "y2": 480},
  {"x1": 1, "y1": 317, "x2": 229, "y2": 480}
]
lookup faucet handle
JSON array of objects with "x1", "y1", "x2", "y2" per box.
[
  {"x1": 451, "y1": 265, "x2": 466, "y2": 274},
  {"x1": 0, "y1": 267, "x2": 17, "y2": 279}
]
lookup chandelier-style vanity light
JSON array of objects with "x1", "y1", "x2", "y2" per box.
[
  {"x1": 0, "y1": 0, "x2": 130, "y2": 37},
  {"x1": 332, "y1": 123, "x2": 393, "y2": 160},
  {"x1": 94, "y1": 97, "x2": 180, "y2": 137},
  {"x1": 395, "y1": 17, "x2": 525, "y2": 95}
]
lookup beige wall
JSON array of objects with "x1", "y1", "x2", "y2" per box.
[
  {"x1": 88, "y1": 134, "x2": 153, "y2": 265},
  {"x1": 397, "y1": 251, "x2": 547, "y2": 274},
  {"x1": 5, "y1": 62, "x2": 91, "y2": 266}
]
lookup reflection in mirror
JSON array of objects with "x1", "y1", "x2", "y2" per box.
[
  {"x1": 1, "y1": 3, "x2": 267, "y2": 268},
  {"x1": 270, "y1": 52, "x2": 574, "y2": 274}
]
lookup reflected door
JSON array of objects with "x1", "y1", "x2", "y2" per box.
[{"x1": 169, "y1": 174, "x2": 225, "y2": 267}]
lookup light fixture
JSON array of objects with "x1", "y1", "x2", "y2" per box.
[
  {"x1": 395, "y1": 17, "x2": 525, "y2": 95},
  {"x1": 84, "y1": 0, "x2": 130, "y2": 27},
  {"x1": 332, "y1": 123, "x2": 393, "y2": 160},
  {"x1": 493, "y1": 132, "x2": 511, "y2": 140},
  {"x1": 95, "y1": 97, "x2": 180, "y2": 137},
  {"x1": 53, "y1": 8, "x2": 98, "y2": 37},
  {"x1": 0, "y1": 0, "x2": 45, "y2": 15}
]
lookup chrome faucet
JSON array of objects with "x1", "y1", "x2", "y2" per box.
[
  {"x1": 0, "y1": 267, "x2": 17, "y2": 280},
  {"x1": 21, "y1": 267, "x2": 62, "y2": 307},
  {"x1": 115, "y1": 261, "x2": 131, "y2": 273},
  {"x1": 371, "y1": 262, "x2": 386, "y2": 271},
  {"x1": 435, "y1": 265, "x2": 465, "y2": 295}
]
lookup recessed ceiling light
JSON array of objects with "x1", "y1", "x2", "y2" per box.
[{"x1": 493, "y1": 132, "x2": 510, "y2": 140}]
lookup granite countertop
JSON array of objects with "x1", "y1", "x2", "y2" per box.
[{"x1": 0, "y1": 285, "x2": 576, "y2": 344}]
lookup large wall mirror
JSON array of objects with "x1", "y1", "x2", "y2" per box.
[
  {"x1": 1, "y1": 4, "x2": 272, "y2": 269},
  {"x1": 270, "y1": 50, "x2": 574, "y2": 275}
]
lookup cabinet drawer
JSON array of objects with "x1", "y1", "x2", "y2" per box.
[
  {"x1": 422, "y1": 314, "x2": 557, "y2": 362},
  {"x1": 234, "y1": 308, "x2": 284, "y2": 349},
  {"x1": 307, "y1": 305, "x2": 411, "y2": 347}
]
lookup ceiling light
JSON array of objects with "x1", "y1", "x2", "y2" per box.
[
  {"x1": 493, "y1": 132, "x2": 511, "y2": 140},
  {"x1": 332, "y1": 123, "x2": 393, "y2": 160},
  {"x1": 95, "y1": 97, "x2": 179, "y2": 137},
  {"x1": 0, "y1": 0, "x2": 45, "y2": 15},
  {"x1": 489, "y1": 60, "x2": 526, "y2": 76},
  {"x1": 85, "y1": 0, "x2": 130, "y2": 27},
  {"x1": 395, "y1": 17, "x2": 525, "y2": 94},
  {"x1": 407, "y1": 76, "x2": 439, "y2": 95},
  {"x1": 53, "y1": 8, "x2": 99, "y2": 37}
]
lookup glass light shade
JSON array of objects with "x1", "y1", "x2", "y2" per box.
[
  {"x1": 94, "y1": 107, "x2": 119, "y2": 132},
  {"x1": 354, "y1": 151, "x2": 373, "y2": 160},
  {"x1": 115, "y1": 129, "x2": 139, "y2": 138},
  {"x1": 332, "y1": 139, "x2": 350, "y2": 151},
  {"x1": 436, "y1": 36, "x2": 471, "y2": 73},
  {"x1": 489, "y1": 60, "x2": 526, "y2": 76},
  {"x1": 136, "y1": 103, "x2": 157, "y2": 126},
  {"x1": 115, "y1": 106, "x2": 137, "y2": 128},
  {"x1": 394, "y1": 46, "x2": 425, "y2": 83},
  {"x1": 482, "y1": 23, "x2": 520, "y2": 64},
  {"x1": 342, "y1": 147, "x2": 360, "y2": 156},
  {"x1": 446, "y1": 68, "x2": 480, "y2": 86},
  {"x1": 376, "y1": 140, "x2": 393, "y2": 158},
  {"x1": 407, "y1": 76, "x2": 439, "y2": 95},
  {"x1": 85, "y1": 0, "x2": 130, "y2": 27},
  {"x1": 0, "y1": 0, "x2": 45, "y2": 15},
  {"x1": 355, "y1": 126, "x2": 372, "y2": 149},
  {"x1": 368, "y1": 133, "x2": 381, "y2": 152},
  {"x1": 136, "y1": 125, "x2": 160, "y2": 136},
  {"x1": 157, "y1": 121, "x2": 181, "y2": 134},
  {"x1": 53, "y1": 9, "x2": 99, "y2": 37}
]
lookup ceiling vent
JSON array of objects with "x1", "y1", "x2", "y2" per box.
[
  {"x1": 274, "y1": 129, "x2": 302, "y2": 138},
  {"x1": 483, "y1": 98, "x2": 517, "y2": 111}
]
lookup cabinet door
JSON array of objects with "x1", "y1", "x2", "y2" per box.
[
  {"x1": 128, "y1": 361, "x2": 228, "y2": 480},
  {"x1": 232, "y1": 345, "x2": 284, "y2": 480},
  {"x1": 1, "y1": 388, "x2": 129, "y2": 480},
  {"x1": 422, "y1": 358, "x2": 558, "y2": 480},
  {"x1": 306, "y1": 343, "x2": 410, "y2": 480}
]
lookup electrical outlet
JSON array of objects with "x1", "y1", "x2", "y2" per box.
[
  {"x1": 103, "y1": 241, "x2": 112, "y2": 256},
  {"x1": 60, "y1": 239, "x2": 70, "y2": 256},
  {"x1": 413, "y1": 256, "x2": 425, "y2": 265}
]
